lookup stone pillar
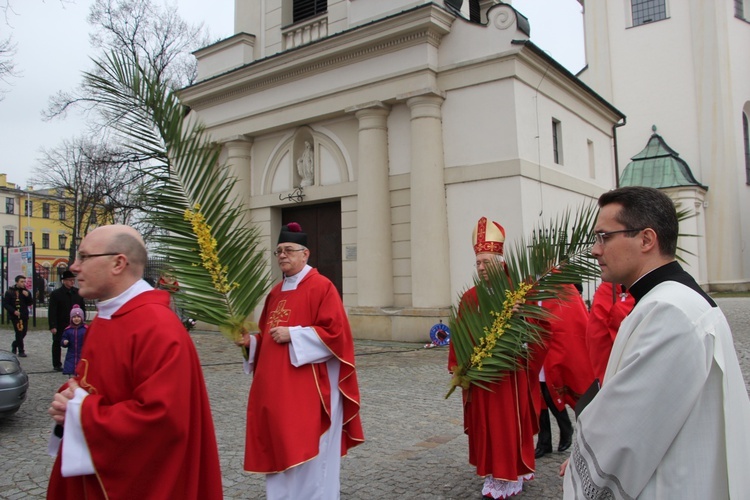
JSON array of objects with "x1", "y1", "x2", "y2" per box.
[
  {"x1": 406, "y1": 92, "x2": 451, "y2": 308},
  {"x1": 350, "y1": 102, "x2": 394, "y2": 307},
  {"x1": 224, "y1": 136, "x2": 254, "y2": 200}
]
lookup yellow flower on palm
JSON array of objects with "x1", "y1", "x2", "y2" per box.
[{"x1": 184, "y1": 206, "x2": 239, "y2": 295}]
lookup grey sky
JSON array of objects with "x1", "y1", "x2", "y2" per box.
[{"x1": 0, "y1": 0, "x2": 583, "y2": 189}]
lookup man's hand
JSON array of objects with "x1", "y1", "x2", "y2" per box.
[
  {"x1": 269, "y1": 327, "x2": 291, "y2": 344},
  {"x1": 48, "y1": 379, "x2": 81, "y2": 424},
  {"x1": 50, "y1": 328, "x2": 57, "y2": 334},
  {"x1": 559, "y1": 457, "x2": 569, "y2": 477}
]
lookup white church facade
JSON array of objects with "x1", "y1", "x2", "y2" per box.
[
  {"x1": 579, "y1": 0, "x2": 750, "y2": 291},
  {"x1": 180, "y1": 1, "x2": 627, "y2": 340}
]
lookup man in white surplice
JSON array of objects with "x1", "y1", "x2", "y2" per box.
[{"x1": 561, "y1": 186, "x2": 750, "y2": 499}]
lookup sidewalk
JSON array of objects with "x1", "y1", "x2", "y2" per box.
[{"x1": 1, "y1": 297, "x2": 748, "y2": 499}]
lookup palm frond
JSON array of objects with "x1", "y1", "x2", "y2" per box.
[
  {"x1": 83, "y1": 51, "x2": 270, "y2": 353},
  {"x1": 446, "y1": 203, "x2": 600, "y2": 398}
]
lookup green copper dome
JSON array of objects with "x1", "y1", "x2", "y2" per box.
[{"x1": 620, "y1": 126, "x2": 707, "y2": 190}]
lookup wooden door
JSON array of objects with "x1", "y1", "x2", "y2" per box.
[{"x1": 282, "y1": 201, "x2": 342, "y2": 296}]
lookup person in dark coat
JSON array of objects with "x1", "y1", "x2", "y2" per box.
[
  {"x1": 48, "y1": 270, "x2": 86, "y2": 371},
  {"x1": 3, "y1": 275, "x2": 34, "y2": 357}
]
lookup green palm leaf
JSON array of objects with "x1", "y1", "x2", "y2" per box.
[
  {"x1": 82, "y1": 51, "x2": 270, "y2": 354},
  {"x1": 446, "y1": 203, "x2": 600, "y2": 398}
]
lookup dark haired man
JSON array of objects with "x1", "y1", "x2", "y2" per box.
[{"x1": 562, "y1": 186, "x2": 750, "y2": 499}]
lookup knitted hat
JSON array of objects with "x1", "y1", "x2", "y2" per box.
[
  {"x1": 70, "y1": 305, "x2": 84, "y2": 320},
  {"x1": 472, "y1": 217, "x2": 506, "y2": 255},
  {"x1": 278, "y1": 222, "x2": 307, "y2": 247}
]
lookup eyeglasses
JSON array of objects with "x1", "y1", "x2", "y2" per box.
[
  {"x1": 476, "y1": 258, "x2": 503, "y2": 268},
  {"x1": 273, "y1": 247, "x2": 306, "y2": 257},
  {"x1": 76, "y1": 252, "x2": 121, "y2": 263},
  {"x1": 592, "y1": 228, "x2": 645, "y2": 246}
]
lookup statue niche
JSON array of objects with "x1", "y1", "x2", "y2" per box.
[{"x1": 296, "y1": 140, "x2": 315, "y2": 187}]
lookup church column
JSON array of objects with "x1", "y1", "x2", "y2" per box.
[
  {"x1": 224, "y1": 135, "x2": 254, "y2": 201},
  {"x1": 349, "y1": 102, "x2": 394, "y2": 307},
  {"x1": 405, "y1": 91, "x2": 451, "y2": 308}
]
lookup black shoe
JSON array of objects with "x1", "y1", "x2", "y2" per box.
[
  {"x1": 18, "y1": 352, "x2": 27, "y2": 358},
  {"x1": 53, "y1": 366, "x2": 63, "y2": 372},
  {"x1": 11, "y1": 342, "x2": 17, "y2": 355},
  {"x1": 558, "y1": 433, "x2": 572, "y2": 453},
  {"x1": 535, "y1": 444, "x2": 552, "y2": 458}
]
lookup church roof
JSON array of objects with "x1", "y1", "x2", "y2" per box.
[{"x1": 620, "y1": 127, "x2": 707, "y2": 190}]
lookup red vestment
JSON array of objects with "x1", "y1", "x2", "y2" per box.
[
  {"x1": 540, "y1": 285, "x2": 595, "y2": 411},
  {"x1": 448, "y1": 287, "x2": 547, "y2": 480},
  {"x1": 585, "y1": 282, "x2": 635, "y2": 382},
  {"x1": 244, "y1": 269, "x2": 364, "y2": 473},
  {"x1": 47, "y1": 290, "x2": 222, "y2": 500}
]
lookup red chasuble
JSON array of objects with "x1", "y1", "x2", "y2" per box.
[
  {"x1": 244, "y1": 269, "x2": 364, "y2": 473},
  {"x1": 540, "y1": 285, "x2": 596, "y2": 411},
  {"x1": 448, "y1": 287, "x2": 547, "y2": 480},
  {"x1": 47, "y1": 290, "x2": 223, "y2": 500},
  {"x1": 586, "y1": 282, "x2": 635, "y2": 382}
]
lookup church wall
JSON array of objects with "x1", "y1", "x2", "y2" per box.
[
  {"x1": 580, "y1": 0, "x2": 750, "y2": 289},
  {"x1": 441, "y1": 80, "x2": 519, "y2": 168},
  {"x1": 341, "y1": 194, "x2": 358, "y2": 306},
  {"x1": 389, "y1": 181, "x2": 412, "y2": 308},
  {"x1": 186, "y1": 3, "x2": 631, "y2": 339}
]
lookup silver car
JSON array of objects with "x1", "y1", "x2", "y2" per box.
[{"x1": 0, "y1": 350, "x2": 29, "y2": 417}]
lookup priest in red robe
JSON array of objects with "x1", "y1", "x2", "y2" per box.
[
  {"x1": 46, "y1": 224, "x2": 223, "y2": 500},
  {"x1": 448, "y1": 217, "x2": 547, "y2": 500},
  {"x1": 586, "y1": 281, "x2": 635, "y2": 383},
  {"x1": 240, "y1": 223, "x2": 364, "y2": 499},
  {"x1": 535, "y1": 285, "x2": 594, "y2": 458}
]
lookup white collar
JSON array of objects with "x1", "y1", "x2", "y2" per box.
[
  {"x1": 281, "y1": 265, "x2": 312, "y2": 291},
  {"x1": 96, "y1": 279, "x2": 154, "y2": 319}
]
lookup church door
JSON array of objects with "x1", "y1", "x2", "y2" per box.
[{"x1": 282, "y1": 201, "x2": 342, "y2": 296}]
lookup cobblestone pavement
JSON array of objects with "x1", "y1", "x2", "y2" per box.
[{"x1": 1, "y1": 297, "x2": 748, "y2": 499}]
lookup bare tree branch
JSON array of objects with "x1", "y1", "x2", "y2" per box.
[{"x1": 44, "y1": 0, "x2": 210, "y2": 120}]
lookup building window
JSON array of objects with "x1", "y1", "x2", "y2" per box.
[
  {"x1": 24, "y1": 231, "x2": 33, "y2": 246},
  {"x1": 736, "y1": 0, "x2": 750, "y2": 21},
  {"x1": 59, "y1": 234, "x2": 68, "y2": 250},
  {"x1": 293, "y1": 0, "x2": 327, "y2": 23},
  {"x1": 6, "y1": 197, "x2": 14, "y2": 214},
  {"x1": 744, "y1": 112, "x2": 750, "y2": 184},
  {"x1": 24, "y1": 199, "x2": 33, "y2": 216},
  {"x1": 90, "y1": 210, "x2": 98, "y2": 225},
  {"x1": 631, "y1": 0, "x2": 667, "y2": 27},
  {"x1": 5, "y1": 230, "x2": 14, "y2": 246},
  {"x1": 59, "y1": 205, "x2": 67, "y2": 221},
  {"x1": 43, "y1": 202, "x2": 50, "y2": 218},
  {"x1": 42, "y1": 233, "x2": 50, "y2": 249},
  {"x1": 552, "y1": 118, "x2": 564, "y2": 165}
]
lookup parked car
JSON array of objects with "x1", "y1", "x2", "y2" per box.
[{"x1": 0, "y1": 350, "x2": 29, "y2": 417}]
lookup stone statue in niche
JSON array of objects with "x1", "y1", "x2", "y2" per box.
[{"x1": 296, "y1": 141, "x2": 315, "y2": 187}]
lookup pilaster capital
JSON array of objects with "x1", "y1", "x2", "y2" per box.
[{"x1": 348, "y1": 102, "x2": 390, "y2": 131}]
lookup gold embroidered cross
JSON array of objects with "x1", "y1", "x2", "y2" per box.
[{"x1": 268, "y1": 300, "x2": 291, "y2": 328}]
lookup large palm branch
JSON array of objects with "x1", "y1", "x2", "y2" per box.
[
  {"x1": 447, "y1": 204, "x2": 601, "y2": 398},
  {"x1": 82, "y1": 51, "x2": 270, "y2": 351}
]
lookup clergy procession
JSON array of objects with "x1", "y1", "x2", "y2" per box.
[{"x1": 30, "y1": 187, "x2": 750, "y2": 499}]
